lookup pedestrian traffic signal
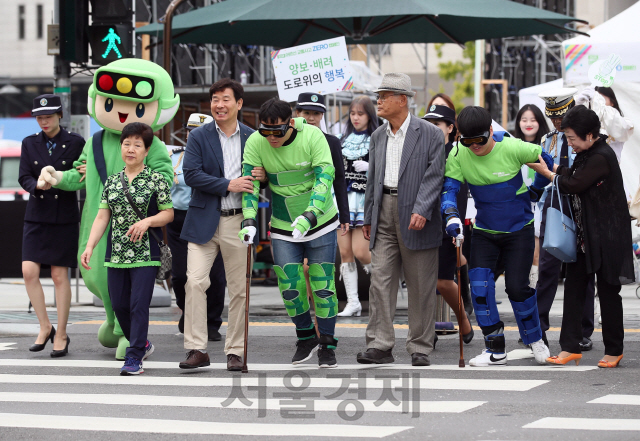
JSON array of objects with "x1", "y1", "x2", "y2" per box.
[
  {"x1": 59, "y1": 0, "x2": 89, "y2": 63},
  {"x1": 88, "y1": 25, "x2": 132, "y2": 63},
  {"x1": 87, "y1": 0, "x2": 134, "y2": 66}
]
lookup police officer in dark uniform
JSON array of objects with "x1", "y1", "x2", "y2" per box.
[{"x1": 18, "y1": 94, "x2": 85, "y2": 357}]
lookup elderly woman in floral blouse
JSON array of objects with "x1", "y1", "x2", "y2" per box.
[{"x1": 82, "y1": 122, "x2": 173, "y2": 375}]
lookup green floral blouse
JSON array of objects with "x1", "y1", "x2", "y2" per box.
[{"x1": 99, "y1": 166, "x2": 173, "y2": 268}]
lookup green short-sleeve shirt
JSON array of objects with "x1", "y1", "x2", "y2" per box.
[
  {"x1": 445, "y1": 137, "x2": 541, "y2": 234},
  {"x1": 99, "y1": 167, "x2": 173, "y2": 268}
]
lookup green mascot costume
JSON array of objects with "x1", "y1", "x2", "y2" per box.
[{"x1": 39, "y1": 59, "x2": 178, "y2": 359}]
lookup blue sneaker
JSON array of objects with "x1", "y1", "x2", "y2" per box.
[
  {"x1": 120, "y1": 356, "x2": 144, "y2": 375},
  {"x1": 143, "y1": 340, "x2": 154, "y2": 360}
]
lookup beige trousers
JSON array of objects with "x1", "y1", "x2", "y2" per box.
[
  {"x1": 366, "y1": 194, "x2": 438, "y2": 355},
  {"x1": 184, "y1": 213, "x2": 250, "y2": 356}
]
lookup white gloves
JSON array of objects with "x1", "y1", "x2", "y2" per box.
[
  {"x1": 445, "y1": 217, "x2": 464, "y2": 241},
  {"x1": 353, "y1": 160, "x2": 369, "y2": 173},
  {"x1": 240, "y1": 226, "x2": 257, "y2": 245},
  {"x1": 291, "y1": 215, "x2": 311, "y2": 240},
  {"x1": 39, "y1": 166, "x2": 63, "y2": 187},
  {"x1": 574, "y1": 86, "x2": 595, "y2": 107}
]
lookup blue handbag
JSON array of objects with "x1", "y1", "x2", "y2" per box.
[{"x1": 542, "y1": 177, "x2": 577, "y2": 263}]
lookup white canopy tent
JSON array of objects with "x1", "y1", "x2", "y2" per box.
[
  {"x1": 562, "y1": 3, "x2": 640, "y2": 193},
  {"x1": 518, "y1": 78, "x2": 563, "y2": 115}
]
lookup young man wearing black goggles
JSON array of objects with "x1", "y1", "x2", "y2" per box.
[
  {"x1": 459, "y1": 131, "x2": 490, "y2": 148},
  {"x1": 258, "y1": 123, "x2": 291, "y2": 138}
]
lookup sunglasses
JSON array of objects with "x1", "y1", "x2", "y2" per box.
[
  {"x1": 375, "y1": 93, "x2": 401, "y2": 103},
  {"x1": 258, "y1": 123, "x2": 291, "y2": 138},
  {"x1": 459, "y1": 131, "x2": 490, "y2": 147}
]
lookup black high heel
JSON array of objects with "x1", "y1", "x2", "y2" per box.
[
  {"x1": 462, "y1": 312, "x2": 474, "y2": 344},
  {"x1": 50, "y1": 335, "x2": 70, "y2": 358},
  {"x1": 29, "y1": 326, "x2": 55, "y2": 352}
]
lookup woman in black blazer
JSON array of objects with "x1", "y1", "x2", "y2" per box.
[
  {"x1": 529, "y1": 105, "x2": 634, "y2": 368},
  {"x1": 18, "y1": 95, "x2": 85, "y2": 357}
]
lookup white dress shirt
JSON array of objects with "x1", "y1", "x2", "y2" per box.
[
  {"x1": 383, "y1": 112, "x2": 412, "y2": 188},
  {"x1": 216, "y1": 121, "x2": 242, "y2": 209}
]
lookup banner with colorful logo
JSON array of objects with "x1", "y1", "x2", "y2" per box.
[
  {"x1": 271, "y1": 36, "x2": 354, "y2": 102},
  {"x1": 564, "y1": 42, "x2": 639, "y2": 86}
]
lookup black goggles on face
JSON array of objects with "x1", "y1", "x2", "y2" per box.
[
  {"x1": 258, "y1": 123, "x2": 291, "y2": 138},
  {"x1": 459, "y1": 131, "x2": 490, "y2": 147}
]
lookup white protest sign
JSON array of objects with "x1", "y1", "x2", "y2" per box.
[
  {"x1": 588, "y1": 53, "x2": 621, "y2": 87},
  {"x1": 564, "y1": 43, "x2": 639, "y2": 86},
  {"x1": 271, "y1": 36, "x2": 354, "y2": 102}
]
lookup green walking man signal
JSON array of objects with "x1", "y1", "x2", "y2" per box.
[
  {"x1": 86, "y1": 0, "x2": 134, "y2": 65},
  {"x1": 102, "y1": 28, "x2": 122, "y2": 59}
]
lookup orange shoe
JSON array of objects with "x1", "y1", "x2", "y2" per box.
[
  {"x1": 546, "y1": 353, "x2": 582, "y2": 366},
  {"x1": 598, "y1": 355, "x2": 623, "y2": 368}
]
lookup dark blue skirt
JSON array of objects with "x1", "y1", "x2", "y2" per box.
[{"x1": 22, "y1": 221, "x2": 79, "y2": 268}]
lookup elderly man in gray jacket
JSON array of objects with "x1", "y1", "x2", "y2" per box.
[{"x1": 358, "y1": 73, "x2": 446, "y2": 366}]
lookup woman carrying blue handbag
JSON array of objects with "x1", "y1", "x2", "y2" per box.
[
  {"x1": 528, "y1": 105, "x2": 634, "y2": 368},
  {"x1": 542, "y1": 177, "x2": 577, "y2": 263}
]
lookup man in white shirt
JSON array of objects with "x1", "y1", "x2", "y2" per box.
[
  {"x1": 359, "y1": 73, "x2": 445, "y2": 366},
  {"x1": 179, "y1": 79, "x2": 266, "y2": 371}
]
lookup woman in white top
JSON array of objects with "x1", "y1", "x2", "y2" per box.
[{"x1": 575, "y1": 86, "x2": 634, "y2": 162}]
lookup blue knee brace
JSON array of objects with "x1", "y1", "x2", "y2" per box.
[
  {"x1": 469, "y1": 268, "x2": 501, "y2": 328},
  {"x1": 510, "y1": 291, "x2": 543, "y2": 345}
]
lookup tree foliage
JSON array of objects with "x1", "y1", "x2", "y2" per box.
[{"x1": 433, "y1": 41, "x2": 475, "y2": 111}]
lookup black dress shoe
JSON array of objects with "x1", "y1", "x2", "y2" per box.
[
  {"x1": 411, "y1": 352, "x2": 430, "y2": 366},
  {"x1": 579, "y1": 337, "x2": 593, "y2": 351},
  {"x1": 208, "y1": 329, "x2": 222, "y2": 342},
  {"x1": 356, "y1": 348, "x2": 394, "y2": 364},
  {"x1": 29, "y1": 326, "x2": 55, "y2": 352},
  {"x1": 50, "y1": 336, "x2": 70, "y2": 358},
  {"x1": 178, "y1": 314, "x2": 184, "y2": 334}
]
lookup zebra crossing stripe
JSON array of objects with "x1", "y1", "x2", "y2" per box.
[
  {"x1": 0, "y1": 392, "x2": 485, "y2": 413},
  {"x1": 0, "y1": 413, "x2": 412, "y2": 437},
  {"x1": 0, "y1": 358, "x2": 597, "y2": 372},
  {"x1": 524, "y1": 417, "x2": 640, "y2": 431},
  {"x1": 588, "y1": 395, "x2": 640, "y2": 406},
  {"x1": 0, "y1": 374, "x2": 547, "y2": 391}
]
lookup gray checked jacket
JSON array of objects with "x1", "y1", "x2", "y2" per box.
[{"x1": 363, "y1": 114, "x2": 445, "y2": 250}]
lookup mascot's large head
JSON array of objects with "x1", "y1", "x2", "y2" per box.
[{"x1": 88, "y1": 59, "x2": 180, "y2": 134}]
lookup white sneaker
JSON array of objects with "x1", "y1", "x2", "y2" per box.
[
  {"x1": 469, "y1": 349, "x2": 507, "y2": 367},
  {"x1": 530, "y1": 339, "x2": 550, "y2": 364}
]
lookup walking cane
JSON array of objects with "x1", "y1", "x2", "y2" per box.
[
  {"x1": 242, "y1": 238, "x2": 251, "y2": 374},
  {"x1": 309, "y1": 292, "x2": 320, "y2": 337},
  {"x1": 304, "y1": 265, "x2": 320, "y2": 337},
  {"x1": 455, "y1": 234, "x2": 465, "y2": 368}
]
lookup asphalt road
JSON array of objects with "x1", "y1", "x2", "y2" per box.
[
  {"x1": 1, "y1": 276, "x2": 640, "y2": 440},
  {"x1": 0, "y1": 315, "x2": 639, "y2": 441}
]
